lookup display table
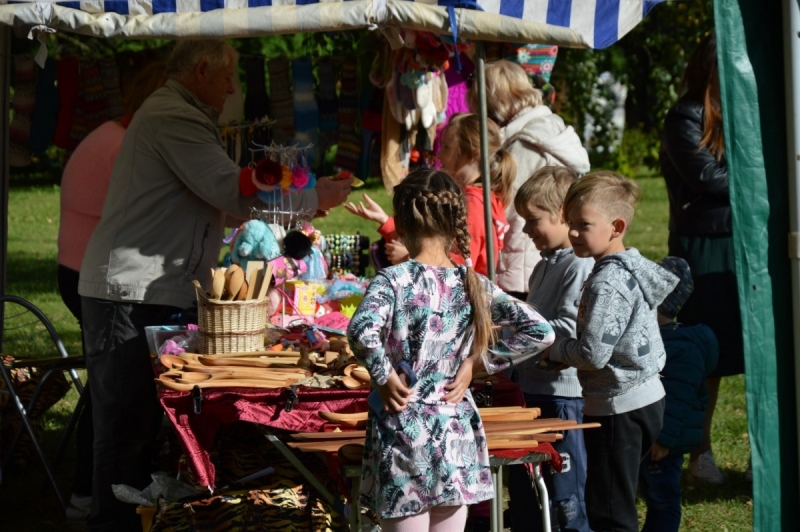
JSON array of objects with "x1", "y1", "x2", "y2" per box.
[
  {"x1": 158, "y1": 374, "x2": 529, "y2": 530},
  {"x1": 158, "y1": 374, "x2": 523, "y2": 489}
]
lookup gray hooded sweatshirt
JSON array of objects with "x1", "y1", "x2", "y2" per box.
[{"x1": 550, "y1": 249, "x2": 679, "y2": 416}]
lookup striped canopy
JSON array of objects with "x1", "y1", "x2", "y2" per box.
[{"x1": 0, "y1": 0, "x2": 663, "y2": 48}]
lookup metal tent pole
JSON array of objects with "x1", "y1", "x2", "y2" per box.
[
  {"x1": 781, "y1": 0, "x2": 800, "y2": 494},
  {"x1": 475, "y1": 41, "x2": 495, "y2": 281},
  {"x1": 0, "y1": 26, "x2": 11, "y2": 345}
]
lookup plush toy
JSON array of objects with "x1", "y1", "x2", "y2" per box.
[{"x1": 230, "y1": 219, "x2": 281, "y2": 269}]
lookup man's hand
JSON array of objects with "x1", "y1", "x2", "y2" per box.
[
  {"x1": 650, "y1": 442, "x2": 669, "y2": 462},
  {"x1": 386, "y1": 241, "x2": 410, "y2": 264},
  {"x1": 343, "y1": 194, "x2": 389, "y2": 225},
  {"x1": 443, "y1": 356, "x2": 484, "y2": 403},
  {"x1": 316, "y1": 176, "x2": 354, "y2": 211},
  {"x1": 378, "y1": 369, "x2": 413, "y2": 414}
]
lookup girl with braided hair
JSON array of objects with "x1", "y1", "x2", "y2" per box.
[
  {"x1": 347, "y1": 168, "x2": 554, "y2": 531},
  {"x1": 345, "y1": 113, "x2": 514, "y2": 276}
]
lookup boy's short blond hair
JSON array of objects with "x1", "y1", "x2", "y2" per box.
[
  {"x1": 514, "y1": 166, "x2": 579, "y2": 219},
  {"x1": 563, "y1": 171, "x2": 641, "y2": 226}
]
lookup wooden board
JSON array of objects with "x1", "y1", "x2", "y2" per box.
[{"x1": 478, "y1": 406, "x2": 542, "y2": 418}]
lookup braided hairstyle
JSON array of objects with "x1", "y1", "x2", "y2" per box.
[{"x1": 394, "y1": 168, "x2": 496, "y2": 358}]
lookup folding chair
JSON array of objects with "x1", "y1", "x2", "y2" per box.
[{"x1": 0, "y1": 295, "x2": 88, "y2": 511}]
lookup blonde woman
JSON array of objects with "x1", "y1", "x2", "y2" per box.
[{"x1": 469, "y1": 59, "x2": 589, "y2": 300}]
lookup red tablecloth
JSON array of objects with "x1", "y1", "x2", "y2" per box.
[
  {"x1": 160, "y1": 386, "x2": 369, "y2": 487},
  {"x1": 158, "y1": 373, "x2": 525, "y2": 488}
]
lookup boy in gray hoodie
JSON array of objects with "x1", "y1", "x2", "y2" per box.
[
  {"x1": 507, "y1": 166, "x2": 594, "y2": 532},
  {"x1": 547, "y1": 171, "x2": 679, "y2": 532}
]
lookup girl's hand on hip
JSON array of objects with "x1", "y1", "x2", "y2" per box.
[
  {"x1": 379, "y1": 369, "x2": 412, "y2": 413},
  {"x1": 444, "y1": 356, "x2": 482, "y2": 403}
]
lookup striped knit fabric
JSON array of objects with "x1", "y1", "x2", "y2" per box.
[
  {"x1": 53, "y1": 56, "x2": 80, "y2": 149},
  {"x1": 268, "y1": 57, "x2": 295, "y2": 145},
  {"x1": 316, "y1": 57, "x2": 338, "y2": 174},
  {"x1": 334, "y1": 61, "x2": 361, "y2": 173},
  {"x1": 8, "y1": 54, "x2": 36, "y2": 167},
  {"x1": 99, "y1": 56, "x2": 124, "y2": 119},
  {"x1": 292, "y1": 56, "x2": 319, "y2": 163},
  {"x1": 29, "y1": 57, "x2": 59, "y2": 156},
  {"x1": 67, "y1": 58, "x2": 109, "y2": 154}
]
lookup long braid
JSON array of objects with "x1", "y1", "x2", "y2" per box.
[
  {"x1": 394, "y1": 169, "x2": 495, "y2": 358},
  {"x1": 453, "y1": 207, "x2": 495, "y2": 358}
]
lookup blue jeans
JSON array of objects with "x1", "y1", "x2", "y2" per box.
[
  {"x1": 508, "y1": 395, "x2": 590, "y2": 532},
  {"x1": 639, "y1": 452, "x2": 684, "y2": 532}
]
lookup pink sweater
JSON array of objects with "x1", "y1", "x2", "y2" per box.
[{"x1": 58, "y1": 121, "x2": 125, "y2": 271}]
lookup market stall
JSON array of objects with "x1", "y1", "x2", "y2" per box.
[{"x1": 0, "y1": 1, "x2": 691, "y2": 530}]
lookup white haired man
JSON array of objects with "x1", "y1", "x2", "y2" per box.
[{"x1": 78, "y1": 40, "x2": 352, "y2": 530}]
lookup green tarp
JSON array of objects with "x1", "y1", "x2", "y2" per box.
[{"x1": 715, "y1": 0, "x2": 798, "y2": 529}]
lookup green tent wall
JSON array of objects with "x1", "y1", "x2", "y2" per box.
[{"x1": 715, "y1": 0, "x2": 798, "y2": 529}]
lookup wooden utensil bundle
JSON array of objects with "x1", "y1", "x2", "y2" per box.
[
  {"x1": 156, "y1": 352, "x2": 311, "y2": 391},
  {"x1": 293, "y1": 406, "x2": 600, "y2": 453},
  {"x1": 208, "y1": 262, "x2": 273, "y2": 301}
]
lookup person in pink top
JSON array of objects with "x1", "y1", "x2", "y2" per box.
[
  {"x1": 56, "y1": 61, "x2": 166, "y2": 521},
  {"x1": 346, "y1": 114, "x2": 514, "y2": 277}
]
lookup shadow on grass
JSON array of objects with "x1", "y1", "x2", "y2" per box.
[{"x1": 680, "y1": 468, "x2": 753, "y2": 504}]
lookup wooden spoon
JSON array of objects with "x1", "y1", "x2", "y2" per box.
[
  {"x1": 211, "y1": 268, "x2": 227, "y2": 300},
  {"x1": 226, "y1": 266, "x2": 245, "y2": 301}
]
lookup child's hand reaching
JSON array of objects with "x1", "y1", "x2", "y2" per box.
[
  {"x1": 377, "y1": 369, "x2": 413, "y2": 414},
  {"x1": 444, "y1": 356, "x2": 484, "y2": 403},
  {"x1": 650, "y1": 442, "x2": 669, "y2": 462},
  {"x1": 343, "y1": 194, "x2": 389, "y2": 225},
  {"x1": 386, "y1": 241, "x2": 410, "y2": 264}
]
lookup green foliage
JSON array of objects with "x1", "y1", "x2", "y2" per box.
[{"x1": 552, "y1": 1, "x2": 715, "y2": 173}]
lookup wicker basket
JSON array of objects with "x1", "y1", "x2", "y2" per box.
[{"x1": 193, "y1": 280, "x2": 268, "y2": 354}]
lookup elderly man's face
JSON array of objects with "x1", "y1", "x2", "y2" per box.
[{"x1": 197, "y1": 49, "x2": 236, "y2": 113}]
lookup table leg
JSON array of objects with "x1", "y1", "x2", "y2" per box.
[
  {"x1": 490, "y1": 466, "x2": 499, "y2": 532},
  {"x1": 265, "y1": 433, "x2": 342, "y2": 512},
  {"x1": 531, "y1": 463, "x2": 551, "y2": 531},
  {"x1": 349, "y1": 472, "x2": 361, "y2": 531}
]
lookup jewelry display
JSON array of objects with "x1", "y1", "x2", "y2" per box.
[{"x1": 324, "y1": 232, "x2": 368, "y2": 277}]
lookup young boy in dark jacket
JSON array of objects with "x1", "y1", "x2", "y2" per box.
[{"x1": 639, "y1": 256, "x2": 719, "y2": 532}]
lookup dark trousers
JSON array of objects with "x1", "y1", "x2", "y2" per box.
[
  {"x1": 81, "y1": 297, "x2": 186, "y2": 532},
  {"x1": 639, "y1": 452, "x2": 684, "y2": 532},
  {"x1": 58, "y1": 264, "x2": 93, "y2": 497},
  {"x1": 583, "y1": 399, "x2": 665, "y2": 532},
  {"x1": 508, "y1": 395, "x2": 590, "y2": 532}
]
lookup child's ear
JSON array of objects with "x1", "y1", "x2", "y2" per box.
[{"x1": 611, "y1": 217, "x2": 627, "y2": 237}]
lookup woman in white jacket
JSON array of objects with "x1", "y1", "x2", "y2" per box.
[{"x1": 469, "y1": 60, "x2": 590, "y2": 299}]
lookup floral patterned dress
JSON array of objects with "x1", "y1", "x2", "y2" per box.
[{"x1": 347, "y1": 260, "x2": 555, "y2": 519}]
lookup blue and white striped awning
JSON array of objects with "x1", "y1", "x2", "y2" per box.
[{"x1": 0, "y1": 0, "x2": 663, "y2": 48}]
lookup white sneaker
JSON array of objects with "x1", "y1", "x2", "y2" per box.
[
  {"x1": 65, "y1": 494, "x2": 92, "y2": 520},
  {"x1": 689, "y1": 451, "x2": 724, "y2": 484}
]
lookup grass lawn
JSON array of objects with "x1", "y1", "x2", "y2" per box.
[{"x1": 0, "y1": 175, "x2": 752, "y2": 530}]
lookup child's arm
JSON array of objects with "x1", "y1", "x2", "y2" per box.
[
  {"x1": 443, "y1": 355, "x2": 484, "y2": 403},
  {"x1": 481, "y1": 289, "x2": 555, "y2": 374},
  {"x1": 344, "y1": 193, "x2": 398, "y2": 242},
  {"x1": 548, "y1": 260, "x2": 593, "y2": 339},
  {"x1": 549, "y1": 281, "x2": 632, "y2": 370},
  {"x1": 346, "y1": 273, "x2": 401, "y2": 386}
]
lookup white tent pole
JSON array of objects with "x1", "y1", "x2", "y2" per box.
[
  {"x1": 0, "y1": 25, "x2": 9, "y2": 301},
  {"x1": 475, "y1": 41, "x2": 495, "y2": 281},
  {"x1": 781, "y1": 0, "x2": 800, "y2": 486}
]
